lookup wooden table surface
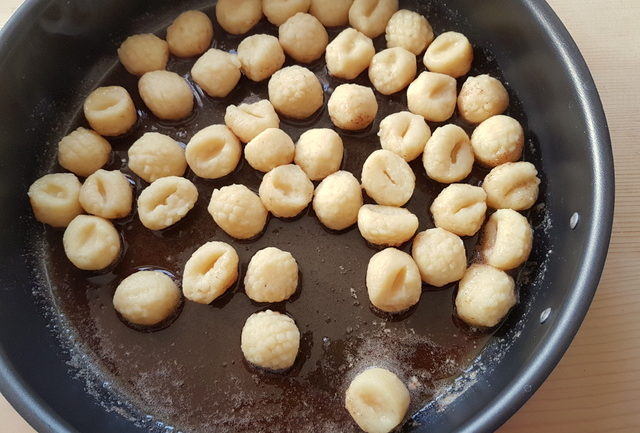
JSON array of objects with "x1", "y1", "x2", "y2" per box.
[{"x1": 1, "y1": 1, "x2": 639, "y2": 432}]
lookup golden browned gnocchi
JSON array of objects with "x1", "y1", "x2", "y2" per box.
[
  {"x1": 325, "y1": 28, "x2": 375, "y2": 80},
  {"x1": 457, "y1": 75, "x2": 509, "y2": 124},
  {"x1": 407, "y1": 71, "x2": 457, "y2": 122},
  {"x1": 224, "y1": 99, "x2": 280, "y2": 142},
  {"x1": 191, "y1": 49, "x2": 241, "y2": 98},
  {"x1": 455, "y1": 264, "x2": 516, "y2": 327},
  {"x1": 368, "y1": 47, "x2": 417, "y2": 95},
  {"x1": 57, "y1": 127, "x2": 111, "y2": 178},
  {"x1": 182, "y1": 241, "x2": 239, "y2": 304},
  {"x1": 263, "y1": 0, "x2": 311, "y2": 25},
  {"x1": 366, "y1": 247, "x2": 421, "y2": 312},
  {"x1": 471, "y1": 115, "x2": 524, "y2": 167},
  {"x1": 268, "y1": 66, "x2": 324, "y2": 119},
  {"x1": 63, "y1": 215, "x2": 121, "y2": 270},
  {"x1": 83, "y1": 86, "x2": 137, "y2": 137},
  {"x1": 279, "y1": 12, "x2": 328, "y2": 64},
  {"x1": 361, "y1": 149, "x2": 415, "y2": 207},
  {"x1": 241, "y1": 310, "x2": 300, "y2": 370},
  {"x1": 28, "y1": 173, "x2": 83, "y2": 228},
  {"x1": 79, "y1": 169, "x2": 132, "y2": 219},
  {"x1": 430, "y1": 183, "x2": 487, "y2": 236},
  {"x1": 357, "y1": 205, "x2": 419, "y2": 247},
  {"x1": 312, "y1": 171, "x2": 363, "y2": 230},
  {"x1": 345, "y1": 367, "x2": 410, "y2": 433},
  {"x1": 422, "y1": 124, "x2": 474, "y2": 183},
  {"x1": 138, "y1": 71, "x2": 194, "y2": 121},
  {"x1": 208, "y1": 184, "x2": 268, "y2": 239},
  {"x1": 411, "y1": 228, "x2": 466, "y2": 287},
  {"x1": 385, "y1": 9, "x2": 434, "y2": 55},
  {"x1": 237, "y1": 34, "x2": 285, "y2": 82},
  {"x1": 117, "y1": 33, "x2": 169, "y2": 76},
  {"x1": 378, "y1": 111, "x2": 430, "y2": 162},
  {"x1": 423, "y1": 31, "x2": 473, "y2": 78},
  {"x1": 112, "y1": 271, "x2": 181, "y2": 326},
  {"x1": 215, "y1": 0, "x2": 263, "y2": 35},
  {"x1": 328, "y1": 83, "x2": 378, "y2": 130},
  {"x1": 137, "y1": 176, "x2": 198, "y2": 230},
  {"x1": 185, "y1": 124, "x2": 241, "y2": 179},
  {"x1": 127, "y1": 132, "x2": 187, "y2": 183},
  {"x1": 259, "y1": 164, "x2": 314, "y2": 218},
  {"x1": 244, "y1": 128, "x2": 295, "y2": 173},
  {"x1": 480, "y1": 209, "x2": 533, "y2": 270},
  {"x1": 349, "y1": 0, "x2": 399, "y2": 38},
  {"x1": 166, "y1": 10, "x2": 214, "y2": 58},
  {"x1": 309, "y1": 0, "x2": 353, "y2": 26},
  {"x1": 482, "y1": 161, "x2": 540, "y2": 210},
  {"x1": 294, "y1": 128, "x2": 344, "y2": 180},
  {"x1": 244, "y1": 247, "x2": 299, "y2": 302}
]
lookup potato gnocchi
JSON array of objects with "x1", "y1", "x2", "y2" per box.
[
  {"x1": 117, "y1": 33, "x2": 169, "y2": 76},
  {"x1": 325, "y1": 28, "x2": 375, "y2": 80},
  {"x1": 237, "y1": 34, "x2": 285, "y2": 82},
  {"x1": 361, "y1": 149, "x2": 415, "y2": 207},
  {"x1": 431, "y1": 183, "x2": 487, "y2": 236},
  {"x1": 137, "y1": 176, "x2": 198, "y2": 230},
  {"x1": 378, "y1": 111, "x2": 430, "y2": 162},
  {"x1": 128, "y1": 132, "x2": 187, "y2": 183},
  {"x1": 79, "y1": 169, "x2": 132, "y2": 220},
  {"x1": 28, "y1": 173, "x2": 83, "y2": 228},
  {"x1": 259, "y1": 164, "x2": 314, "y2": 218},
  {"x1": 345, "y1": 367, "x2": 410, "y2": 433},
  {"x1": 166, "y1": 10, "x2": 213, "y2": 58},
  {"x1": 113, "y1": 271, "x2": 181, "y2": 326},
  {"x1": 244, "y1": 128, "x2": 295, "y2": 173},
  {"x1": 268, "y1": 66, "x2": 324, "y2": 119},
  {"x1": 328, "y1": 83, "x2": 378, "y2": 130},
  {"x1": 244, "y1": 247, "x2": 299, "y2": 302},
  {"x1": 368, "y1": 47, "x2": 417, "y2": 95},
  {"x1": 357, "y1": 205, "x2": 418, "y2": 247},
  {"x1": 83, "y1": 86, "x2": 137, "y2": 137},
  {"x1": 423, "y1": 124, "x2": 474, "y2": 183},
  {"x1": 407, "y1": 71, "x2": 457, "y2": 122},
  {"x1": 185, "y1": 124, "x2": 241, "y2": 179},
  {"x1": 312, "y1": 171, "x2": 363, "y2": 231},
  {"x1": 191, "y1": 49, "x2": 241, "y2": 98},
  {"x1": 349, "y1": 0, "x2": 399, "y2": 38},
  {"x1": 63, "y1": 215, "x2": 121, "y2": 270},
  {"x1": 412, "y1": 228, "x2": 466, "y2": 287},
  {"x1": 138, "y1": 71, "x2": 194, "y2": 121},
  {"x1": 224, "y1": 99, "x2": 280, "y2": 143},
  {"x1": 208, "y1": 184, "x2": 268, "y2": 239},
  {"x1": 279, "y1": 12, "x2": 328, "y2": 64},
  {"x1": 57, "y1": 127, "x2": 111, "y2": 178},
  {"x1": 294, "y1": 128, "x2": 344, "y2": 181},
  {"x1": 215, "y1": 0, "x2": 262, "y2": 35},
  {"x1": 182, "y1": 241, "x2": 239, "y2": 304},
  {"x1": 241, "y1": 310, "x2": 300, "y2": 370}
]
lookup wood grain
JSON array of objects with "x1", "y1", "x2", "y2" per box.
[{"x1": 1, "y1": 1, "x2": 639, "y2": 432}]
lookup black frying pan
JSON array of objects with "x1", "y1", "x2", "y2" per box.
[{"x1": 0, "y1": 1, "x2": 614, "y2": 432}]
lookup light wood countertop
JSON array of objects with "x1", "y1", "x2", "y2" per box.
[{"x1": 1, "y1": 1, "x2": 639, "y2": 432}]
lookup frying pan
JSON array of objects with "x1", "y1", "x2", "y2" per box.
[{"x1": 0, "y1": 0, "x2": 614, "y2": 432}]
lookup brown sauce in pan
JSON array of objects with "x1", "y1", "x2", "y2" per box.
[{"x1": 42, "y1": 8, "x2": 534, "y2": 433}]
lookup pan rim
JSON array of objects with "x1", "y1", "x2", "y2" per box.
[{"x1": 0, "y1": 0, "x2": 615, "y2": 432}]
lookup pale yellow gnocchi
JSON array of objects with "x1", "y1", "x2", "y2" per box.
[
  {"x1": 79, "y1": 169, "x2": 132, "y2": 219},
  {"x1": 28, "y1": 173, "x2": 83, "y2": 228},
  {"x1": 349, "y1": 0, "x2": 399, "y2": 38},
  {"x1": 138, "y1": 71, "x2": 194, "y2": 121},
  {"x1": 279, "y1": 12, "x2": 328, "y2": 64},
  {"x1": 128, "y1": 132, "x2": 187, "y2": 183},
  {"x1": 113, "y1": 271, "x2": 181, "y2": 326},
  {"x1": 310, "y1": 0, "x2": 353, "y2": 26},
  {"x1": 63, "y1": 215, "x2": 121, "y2": 270},
  {"x1": 312, "y1": 171, "x2": 363, "y2": 230},
  {"x1": 345, "y1": 367, "x2": 410, "y2": 433},
  {"x1": 378, "y1": 111, "x2": 430, "y2": 162},
  {"x1": 182, "y1": 241, "x2": 239, "y2": 304},
  {"x1": 482, "y1": 161, "x2": 540, "y2": 210},
  {"x1": 328, "y1": 83, "x2": 378, "y2": 130},
  {"x1": 117, "y1": 33, "x2": 169, "y2": 76},
  {"x1": 455, "y1": 264, "x2": 516, "y2": 327},
  {"x1": 263, "y1": 0, "x2": 311, "y2": 26},
  {"x1": 259, "y1": 164, "x2": 314, "y2": 218},
  {"x1": 423, "y1": 31, "x2": 473, "y2": 78},
  {"x1": 357, "y1": 205, "x2": 419, "y2": 247},
  {"x1": 423, "y1": 124, "x2": 474, "y2": 183},
  {"x1": 191, "y1": 49, "x2": 241, "y2": 98},
  {"x1": 185, "y1": 124, "x2": 241, "y2": 179},
  {"x1": 471, "y1": 115, "x2": 524, "y2": 167},
  {"x1": 57, "y1": 127, "x2": 111, "y2": 178},
  {"x1": 407, "y1": 71, "x2": 457, "y2": 122},
  {"x1": 325, "y1": 28, "x2": 375, "y2": 80},
  {"x1": 430, "y1": 183, "x2": 487, "y2": 236},
  {"x1": 244, "y1": 247, "x2": 299, "y2": 302},
  {"x1": 411, "y1": 228, "x2": 466, "y2": 287},
  {"x1": 368, "y1": 47, "x2": 417, "y2": 95},
  {"x1": 237, "y1": 34, "x2": 285, "y2": 82},
  {"x1": 268, "y1": 66, "x2": 324, "y2": 119},
  {"x1": 215, "y1": 0, "x2": 262, "y2": 35},
  {"x1": 479, "y1": 209, "x2": 533, "y2": 270},
  {"x1": 294, "y1": 128, "x2": 344, "y2": 181},
  {"x1": 83, "y1": 86, "x2": 137, "y2": 137},
  {"x1": 244, "y1": 128, "x2": 295, "y2": 173},
  {"x1": 208, "y1": 184, "x2": 268, "y2": 239},
  {"x1": 166, "y1": 10, "x2": 213, "y2": 58},
  {"x1": 224, "y1": 99, "x2": 280, "y2": 143},
  {"x1": 385, "y1": 9, "x2": 433, "y2": 55},
  {"x1": 361, "y1": 149, "x2": 415, "y2": 207},
  {"x1": 457, "y1": 75, "x2": 509, "y2": 124},
  {"x1": 241, "y1": 310, "x2": 300, "y2": 370},
  {"x1": 366, "y1": 247, "x2": 421, "y2": 313},
  {"x1": 137, "y1": 176, "x2": 198, "y2": 230}
]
